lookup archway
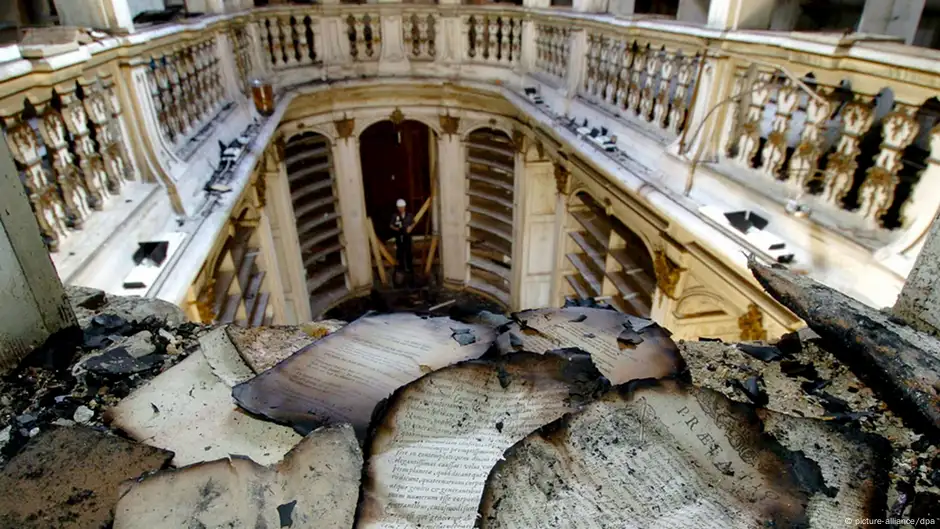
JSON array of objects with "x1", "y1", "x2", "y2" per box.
[{"x1": 359, "y1": 119, "x2": 435, "y2": 278}]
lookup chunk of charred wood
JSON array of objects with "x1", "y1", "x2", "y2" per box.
[{"x1": 750, "y1": 260, "x2": 940, "y2": 437}]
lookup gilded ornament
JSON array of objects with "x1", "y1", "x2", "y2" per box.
[
  {"x1": 738, "y1": 304, "x2": 767, "y2": 341},
  {"x1": 653, "y1": 250, "x2": 683, "y2": 299},
  {"x1": 439, "y1": 115, "x2": 460, "y2": 135},
  {"x1": 334, "y1": 117, "x2": 355, "y2": 139}
]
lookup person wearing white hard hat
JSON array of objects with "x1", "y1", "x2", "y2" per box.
[{"x1": 390, "y1": 198, "x2": 415, "y2": 276}]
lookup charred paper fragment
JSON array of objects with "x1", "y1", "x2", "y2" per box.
[
  {"x1": 503, "y1": 307, "x2": 684, "y2": 384},
  {"x1": 478, "y1": 381, "x2": 890, "y2": 529},
  {"x1": 226, "y1": 324, "x2": 338, "y2": 374},
  {"x1": 737, "y1": 342, "x2": 786, "y2": 362},
  {"x1": 751, "y1": 261, "x2": 940, "y2": 436},
  {"x1": 233, "y1": 313, "x2": 497, "y2": 438},
  {"x1": 107, "y1": 327, "x2": 301, "y2": 466},
  {"x1": 356, "y1": 352, "x2": 610, "y2": 529},
  {"x1": 113, "y1": 424, "x2": 362, "y2": 529},
  {"x1": 0, "y1": 426, "x2": 173, "y2": 529}
]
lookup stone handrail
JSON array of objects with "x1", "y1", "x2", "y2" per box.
[{"x1": 1, "y1": 4, "x2": 939, "y2": 271}]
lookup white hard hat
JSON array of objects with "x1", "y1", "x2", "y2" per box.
[{"x1": 396, "y1": 199, "x2": 406, "y2": 207}]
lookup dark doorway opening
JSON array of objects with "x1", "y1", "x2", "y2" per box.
[{"x1": 359, "y1": 119, "x2": 434, "y2": 243}]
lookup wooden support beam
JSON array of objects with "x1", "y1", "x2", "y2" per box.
[
  {"x1": 424, "y1": 235, "x2": 439, "y2": 276},
  {"x1": 367, "y1": 218, "x2": 388, "y2": 286}
]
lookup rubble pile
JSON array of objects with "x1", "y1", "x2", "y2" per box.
[{"x1": 0, "y1": 266, "x2": 938, "y2": 527}]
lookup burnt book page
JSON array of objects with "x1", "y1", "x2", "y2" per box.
[
  {"x1": 114, "y1": 423, "x2": 362, "y2": 529},
  {"x1": 479, "y1": 381, "x2": 889, "y2": 529},
  {"x1": 506, "y1": 307, "x2": 684, "y2": 384},
  {"x1": 357, "y1": 352, "x2": 609, "y2": 529},
  {"x1": 233, "y1": 313, "x2": 497, "y2": 437}
]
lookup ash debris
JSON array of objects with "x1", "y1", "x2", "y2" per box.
[{"x1": 0, "y1": 286, "x2": 208, "y2": 466}]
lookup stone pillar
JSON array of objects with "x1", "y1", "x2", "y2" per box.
[
  {"x1": 858, "y1": 0, "x2": 925, "y2": 45},
  {"x1": 609, "y1": 0, "x2": 636, "y2": 16},
  {"x1": 332, "y1": 128, "x2": 374, "y2": 294},
  {"x1": 769, "y1": 0, "x2": 801, "y2": 30},
  {"x1": 549, "y1": 163, "x2": 570, "y2": 307},
  {"x1": 53, "y1": 0, "x2": 135, "y2": 32},
  {"x1": 515, "y1": 148, "x2": 557, "y2": 310},
  {"x1": 894, "y1": 211, "x2": 940, "y2": 337},
  {"x1": 706, "y1": 0, "x2": 775, "y2": 30},
  {"x1": 573, "y1": 0, "x2": 608, "y2": 13},
  {"x1": 566, "y1": 29, "x2": 588, "y2": 98},
  {"x1": 437, "y1": 125, "x2": 468, "y2": 288},
  {"x1": 0, "y1": 133, "x2": 77, "y2": 373},
  {"x1": 520, "y1": 20, "x2": 538, "y2": 75},
  {"x1": 675, "y1": 56, "x2": 737, "y2": 164},
  {"x1": 524, "y1": 0, "x2": 552, "y2": 7},
  {"x1": 677, "y1": 0, "x2": 709, "y2": 24}
]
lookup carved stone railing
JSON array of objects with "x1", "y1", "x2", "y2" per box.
[{"x1": 3, "y1": 4, "x2": 940, "y2": 273}]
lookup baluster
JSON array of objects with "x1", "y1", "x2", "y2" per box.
[
  {"x1": 786, "y1": 87, "x2": 832, "y2": 191},
  {"x1": 280, "y1": 16, "x2": 296, "y2": 67},
  {"x1": 61, "y1": 91, "x2": 112, "y2": 212},
  {"x1": 616, "y1": 42, "x2": 632, "y2": 109},
  {"x1": 628, "y1": 45, "x2": 645, "y2": 114},
  {"x1": 859, "y1": 103, "x2": 920, "y2": 225},
  {"x1": 603, "y1": 38, "x2": 616, "y2": 104},
  {"x1": 404, "y1": 14, "x2": 416, "y2": 58},
  {"x1": 724, "y1": 70, "x2": 747, "y2": 156},
  {"x1": 210, "y1": 39, "x2": 224, "y2": 106},
  {"x1": 153, "y1": 57, "x2": 176, "y2": 142},
  {"x1": 4, "y1": 116, "x2": 68, "y2": 249},
  {"x1": 259, "y1": 20, "x2": 274, "y2": 71},
  {"x1": 732, "y1": 72, "x2": 773, "y2": 167},
  {"x1": 296, "y1": 16, "x2": 311, "y2": 65},
  {"x1": 486, "y1": 16, "x2": 498, "y2": 62},
  {"x1": 551, "y1": 28, "x2": 562, "y2": 78},
  {"x1": 511, "y1": 18, "x2": 521, "y2": 63},
  {"x1": 180, "y1": 50, "x2": 196, "y2": 131},
  {"x1": 37, "y1": 104, "x2": 89, "y2": 226},
  {"x1": 822, "y1": 95, "x2": 875, "y2": 205},
  {"x1": 669, "y1": 55, "x2": 695, "y2": 135},
  {"x1": 167, "y1": 51, "x2": 187, "y2": 137},
  {"x1": 356, "y1": 15, "x2": 368, "y2": 60},
  {"x1": 584, "y1": 34, "x2": 598, "y2": 96},
  {"x1": 499, "y1": 17, "x2": 511, "y2": 65},
  {"x1": 560, "y1": 28, "x2": 569, "y2": 80},
  {"x1": 86, "y1": 80, "x2": 130, "y2": 190},
  {"x1": 268, "y1": 17, "x2": 283, "y2": 67},
  {"x1": 654, "y1": 52, "x2": 675, "y2": 128},
  {"x1": 759, "y1": 80, "x2": 799, "y2": 178},
  {"x1": 426, "y1": 14, "x2": 436, "y2": 59},
  {"x1": 640, "y1": 47, "x2": 659, "y2": 120}
]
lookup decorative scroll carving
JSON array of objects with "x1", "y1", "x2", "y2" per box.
[
  {"x1": 440, "y1": 115, "x2": 460, "y2": 135},
  {"x1": 738, "y1": 304, "x2": 767, "y2": 341},
  {"x1": 334, "y1": 117, "x2": 355, "y2": 139},
  {"x1": 554, "y1": 163, "x2": 569, "y2": 195},
  {"x1": 653, "y1": 249, "x2": 684, "y2": 299}
]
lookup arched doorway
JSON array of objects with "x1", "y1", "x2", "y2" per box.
[{"x1": 359, "y1": 119, "x2": 435, "y2": 278}]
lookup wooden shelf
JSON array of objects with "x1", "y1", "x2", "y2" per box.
[
  {"x1": 608, "y1": 248, "x2": 646, "y2": 273},
  {"x1": 309, "y1": 285, "x2": 349, "y2": 318},
  {"x1": 468, "y1": 277, "x2": 511, "y2": 307},
  {"x1": 249, "y1": 292, "x2": 270, "y2": 327},
  {"x1": 566, "y1": 253, "x2": 601, "y2": 295},
  {"x1": 617, "y1": 293, "x2": 652, "y2": 317},
  {"x1": 236, "y1": 251, "x2": 259, "y2": 292},
  {"x1": 297, "y1": 211, "x2": 339, "y2": 234},
  {"x1": 306, "y1": 263, "x2": 347, "y2": 292},
  {"x1": 571, "y1": 210, "x2": 611, "y2": 249},
  {"x1": 565, "y1": 274, "x2": 592, "y2": 299},
  {"x1": 470, "y1": 236, "x2": 512, "y2": 259},
  {"x1": 285, "y1": 146, "x2": 330, "y2": 167},
  {"x1": 469, "y1": 217, "x2": 512, "y2": 242},
  {"x1": 303, "y1": 242, "x2": 343, "y2": 268},
  {"x1": 467, "y1": 155, "x2": 515, "y2": 175},
  {"x1": 291, "y1": 178, "x2": 333, "y2": 202},
  {"x1": 211, "y1": 270, "x2": 235, "y2": 317},
  {"x1": 469, "y1": 256, "x2": 511, "y2": 281},
  {"x1": 219, "y1": 293, "x2": 241, "y2": 324},
  {"x1": 243, "y1": 271, "x2": 266, "y2": 314},
  {"x1": 468, "y1": 172, "x2": 513, "y2": 192},
  {"x1": 300, "y1": 226, "x2": 343, "y2": 252},
  {"x1": 467, "y1": 141, "x2": 515, "y2": 158},
  {"x1": 468, "y1": 188, "x2": 513, "y2": 209},
  {"x1": 469, "y1": 204, "x2": 512, "y2": 226},
  {"x1": 293, "y1": 195, "x2": 336, "y2": 218},
  {"x1": 288, "y1": 161, "x2": 333, "y2": 183},
  {"x1": 568, "y1": 232, "x2": 606, "y2": 272}
]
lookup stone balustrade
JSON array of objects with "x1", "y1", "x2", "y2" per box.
[{"x1": 1, "y1": 4, "x2": 938, "y2": 312}]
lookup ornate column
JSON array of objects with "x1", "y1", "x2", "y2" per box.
[
  {"x1": 437, "y1": 115, "x2": 468, "y2": 288},
  {"x1": 332, "y1": 118, "x2": 373, "y2": 293}
]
